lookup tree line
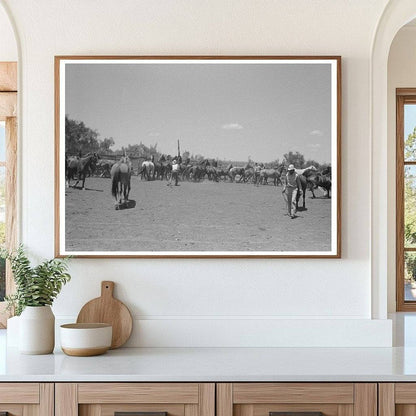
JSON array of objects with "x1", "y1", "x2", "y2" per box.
[{"x1": 66, "y1": 116, "x2": 330, "y2": 169}]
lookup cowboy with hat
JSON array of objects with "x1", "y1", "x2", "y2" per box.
[
  {"x1": 282, "y1": 164, "x2": 301, "y2": 218},
  {"x1": 167, "y1": 157, "x2": 180, "y2": 186}
]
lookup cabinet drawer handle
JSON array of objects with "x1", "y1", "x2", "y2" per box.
[
  {"x1": 115, "y1": 412, "x2": 168, "y2": 416},
  {"x1": 270, "y1": 413, "x2": 324, "y2": 416}
]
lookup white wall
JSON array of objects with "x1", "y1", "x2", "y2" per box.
[
  {"x1": 0, "y1": 3, "x2": 17, "y2": 61},
  {"x1": 387, "y1": 25, "x2": 416, "y2": 312},
  {"x1": 0, "y1": 0, "x2": 393, "y2": 346}
]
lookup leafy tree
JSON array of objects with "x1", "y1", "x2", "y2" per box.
[
  {"x1": 99, "y1": 137, "x2": 115, "y2": 154},
  {"x1": 405, "y1": 253, "x2": 416, "y2": 282},
  {"x1": 403, "y1": 128, "x2": 416, "y2": 282},
  {"x1": 0, "y1": 222, "x2": 5, "y2": 246},
  {"x1": 283, "y1": 151, "x2": 305, "y2": 168},
  {"x1": 405, "y1": 167, "x2": 416, "y2": 247},
  {"x1": 268, "y1": 158, "x2": 281, "y2": 168},
  {"x1": 405, "y1": 126, "x2": 416, "y2": 161},
  {"x1": 404, "y1": 127, "x2": 416, "y2": 249},
  {"x1": 304, "y1": 159, "x2": 321, "y2": 169},
  {"x1": 65, "y1": 116, "x2": 100, "y2": 155}
]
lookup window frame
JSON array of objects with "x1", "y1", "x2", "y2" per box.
[
  {"x1": 396, "y1": 88, "x2": 416, "y2": 311},
  {"x1": 0, "y1": 62, "x2": 17, "y2": 328}
]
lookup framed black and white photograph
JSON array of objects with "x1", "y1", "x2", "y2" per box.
[{"x1": 55, "y1": 56, "x2": 341, "y2": 258}]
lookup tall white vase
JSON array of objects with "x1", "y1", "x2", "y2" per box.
[{"x1": 19, "y1": 306, "x2": 55, "y2": 354}]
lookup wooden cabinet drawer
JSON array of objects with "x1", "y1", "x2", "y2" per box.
[
  {"x1": 0, "y1": 383, "x2": 53, "y2": 416},
  {"x1": 217, "y1": 383, "x2": 377, "y2": 416},
  {"x1": 56, "y1": 383, "x2": 215, "y2": 416},
  {"x1": 379, "y1": 383, "x2": 416, "y2": 416}
]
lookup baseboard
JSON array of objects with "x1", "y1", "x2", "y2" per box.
[{"x1": 55, "y1": 317, "x2": 392, "y2": 347}]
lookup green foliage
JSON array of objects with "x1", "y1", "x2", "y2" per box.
[
  {"x1": 405, "y1": 170, "x2": 416, "y2": 247},
  {"x1": 404, "y1": 127, "x2": 416, "y2": 247},
  {"x1": 405, "y1": 254, "x2": 416, "y2": 282},
  {"x1": 0, "y1": 245, "x2": 71, "y2": 316},
  {"x1": 404, "y1": 128, "x2": 416, "y2": 282},
  {"x1": 0, "y1": 222, "x2": 5, "y2": 246},
  {"x1": 0, "y1": 256, "x2": 5, "y2": 301},
  {"x1": 405, "y1": 126, "x2": 416, "y2": 161}
]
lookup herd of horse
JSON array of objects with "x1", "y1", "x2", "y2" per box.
[{"x1": 65, "y1": 153, "x2": 332, "y2": 209}]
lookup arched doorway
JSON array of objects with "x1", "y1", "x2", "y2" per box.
[
  {"x1": 0, "y1": 0, "x2": 18, "y2": 327},
  {"x1": 371, "y1": 1, "x2": 416, "y2": 319}
]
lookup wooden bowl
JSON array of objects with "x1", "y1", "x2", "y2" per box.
[{"x1": 60, "y1": 323, "x2": 112, "y2": 356}]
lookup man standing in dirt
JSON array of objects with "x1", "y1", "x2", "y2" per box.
[
  {"x1": 283, "y1": 164, "x2": 301, "y2": 219},
  {"x1": 167, "y1": 158, "x2": 180, "y2": 186}
]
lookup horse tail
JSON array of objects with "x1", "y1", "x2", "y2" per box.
[{"x1": 111, "y1": 171, "x2": 119, "y2": 198}]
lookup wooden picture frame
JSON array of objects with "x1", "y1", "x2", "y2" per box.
[{"x1": 55, "y1": 56, "x2": 341, "y2": 258}]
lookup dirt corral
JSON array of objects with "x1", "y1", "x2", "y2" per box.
[{"x1": 65, "y1": 177, "x2": 332, "y2": 253}]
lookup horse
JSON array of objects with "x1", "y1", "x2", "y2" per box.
[
  {"x1": 295, "y1": 175, "x2": 308, "y2": 210},
  {"x1": 190, "y1": 159, "x2": 210, "y2": 182},
  {"x1": 243, "y1": 167, "x2": 255, "y2": 183},
  {"x1": 259, "y1": 165, "x2": 285, "y2": 186},
  {"x1": 96, "y1": 159, "x2": 115, "y2": 178},
  {"x1": 66, "y1": 153, "x2": 99, "y2": 189},
  {"x1": 140, "y1": 160, "x2": 155, "y2": 181},
  {"x1": 228, "y1": 167, "x2": 245, "y2": 182},
  {"x1": 214, "y1": 166, "x2": 230, "y2": 181},
  {"x1": 295, "y1": 165, "x2": 318, "y2": 176},
  {"x1": 206, "y1": 166, "x2": 218, "y2": 182},
  {"x1": 308, "y1": 172, "x2": 332, "y2": 198},
  {"x1": 111, "y1": 156, "x2": 132, "y2": 205}
]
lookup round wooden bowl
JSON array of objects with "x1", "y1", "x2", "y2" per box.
[{"x1": 60, "y1": 323, "x2": 112, "y2": 357}]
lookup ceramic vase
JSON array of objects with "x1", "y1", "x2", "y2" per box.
[{"x1": 19, "y1": 306, "x2": 55, "y2": 354}]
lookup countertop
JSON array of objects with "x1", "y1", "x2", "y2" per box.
[{"x1": 1, "y1": 329, "x2": 416, "y2": 382}]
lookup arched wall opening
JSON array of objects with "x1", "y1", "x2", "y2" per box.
[
  {"x1": 387, "y1": 19, "x2": 416, "y2": 313},
  {"x1": 371, "y1": 1, "x2": 416, "y2": 319},
  {"x1": 0, "y1": 2, "x2": 17, "y2": 61},
  {"x1": 0, "y1": 0, "x2": 20, "y2": 328}
]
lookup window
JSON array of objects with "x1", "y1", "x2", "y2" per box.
[
  {"x1": 397, "y1": 89, "x2": 416, "y2": 310},
  {"x1": 0, "y1": 121, "x2": 5, "y2": 301},
  {"x1": 0, "y1": 62, "x2": 17, "y2": 327}
]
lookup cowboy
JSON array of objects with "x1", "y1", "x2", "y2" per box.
[
  {"x1": 254, "y1": 162, "x2": 261, "y2": 186},
  {"x1": 283, "y1": 164, "x2": 301, "y2": 218},
  {"x1": 167, "y1": 158, "x2": 180, "y2": 186}
]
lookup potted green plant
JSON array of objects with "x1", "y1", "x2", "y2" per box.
[{"x1": 1, "y1": 245, "x2": 71, "y2": 354}]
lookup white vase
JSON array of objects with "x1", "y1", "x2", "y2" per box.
[{"x1": 19, "y1": 306, "x2": 55, "y2": 354}]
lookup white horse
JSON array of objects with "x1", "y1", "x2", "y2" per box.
[
  {"x1": 141, "y1": 160, "x2": 154, "y2": 180},
  {"x1": 295, "y1": 165, "x2": 318, "y2": 176}
]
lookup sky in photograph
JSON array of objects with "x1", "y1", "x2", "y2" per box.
[
  {"x1": 405, "y1": 104, "x2": 416, "y2": 139},
  {"x1": 65, "y1": 61, "x2": 333, "y2": 164}
]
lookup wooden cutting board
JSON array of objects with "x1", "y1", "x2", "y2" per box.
[{"x1": 76, "y1": 281, "x2": 133, "y2": 349}]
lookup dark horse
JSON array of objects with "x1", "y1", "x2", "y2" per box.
[
  {"x1": 296, "y1": 175, "x2": 308, "y2": 210},
  {"x1": 66, "y1": 153, "x2": 99, "y2": 189},
  {"x1": 111, "y1": 157, "x2": 132, "y2": 205}
]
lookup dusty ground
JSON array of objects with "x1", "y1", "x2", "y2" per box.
[{"x1": 65, "y1": 177, "x2": 331, "y2": 253}]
